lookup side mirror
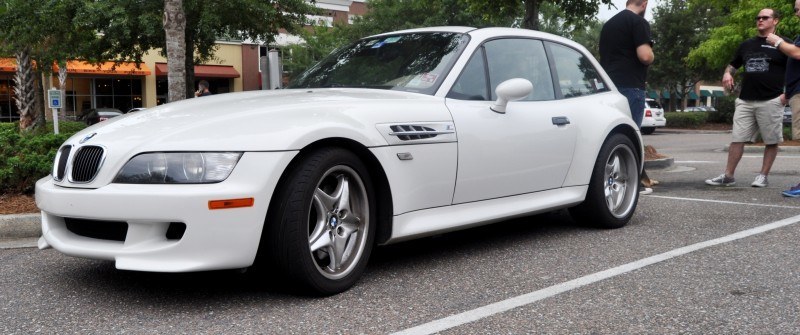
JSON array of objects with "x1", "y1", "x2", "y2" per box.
[{"x1": 490, "y1": 78, "x2": 533, "y2": 114}]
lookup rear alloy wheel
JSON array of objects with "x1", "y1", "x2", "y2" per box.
[
  {"x1": 265, "y1": 148, "x2": 375, "y2": 295},
  {"x1": 570, "y1": 134, "x2": 639, "y2": 228}
]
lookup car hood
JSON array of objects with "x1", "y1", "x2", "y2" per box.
[{"x1": 67, "y1": 89, "x2": 450, "y2": 154}]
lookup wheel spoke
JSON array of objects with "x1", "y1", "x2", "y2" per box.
[
  {"x1": 604, "y1": 152, "x2": 629, "y2": 211},
  {"x1": 606, "y1": 154, "x2": 620, "y2": 178},
  {"x1": 309, "y1": 230, "x2": 332, "y2": 253},
  {"x1": 332, "y1": 175, "x2": 351, "y2": 215},
  {"x1": 309, "y1": 193, "x2": 330, "y2": 248},
  {"x1": 314, "y1": 187, "x2": 337, "y2": 212}
]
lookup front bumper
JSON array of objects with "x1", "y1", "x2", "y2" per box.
[{"x1": 35, "y1": 151, "x2": 296, "y2": 272}]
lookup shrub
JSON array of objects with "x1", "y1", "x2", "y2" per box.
[
  {"x1": 706, "y1": 96, "x2": 736, "y2": 124},
  {"x1": 665, "y1": 111, "x2": 707, "y2": 128},
  {"x1": 0, "y1": 121, "x2": 85, "y2": 194}
]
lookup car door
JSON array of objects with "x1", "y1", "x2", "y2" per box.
[{"x1": 446, "y1": 38, "x2": 578, "y2": 204}]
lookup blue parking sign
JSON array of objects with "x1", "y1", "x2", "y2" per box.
[{"x1": 48, "y1": 89, "x2": 62, "y2": 109}]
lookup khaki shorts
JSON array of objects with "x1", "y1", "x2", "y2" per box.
[
  {"x1": 732, "y1": 97, "x2": 784, "y2": 144},
  {"x1": 789, "y1": 94, "x2": 800, "y2": 140}
]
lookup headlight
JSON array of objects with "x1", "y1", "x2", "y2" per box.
[{"x1": 113, "y1": 152, "x2": 242, "y2": 184}]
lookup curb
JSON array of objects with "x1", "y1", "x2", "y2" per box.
[{"x1": 0, "y1": 213, "x2": 41, "y2": 240}]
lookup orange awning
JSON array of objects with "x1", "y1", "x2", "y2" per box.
[
  {"x1": 56, "y1": 61, "x2": 150, "y2": 76},
  {"x1": 155, "y1": 63, "x2": 240, "y2": 78},
  {"x1": 0, "y1": 58, "x2": 16, "y2": 72},
  {"x1": 0, "y1": 58, "x2": 150, "y2": 76}
]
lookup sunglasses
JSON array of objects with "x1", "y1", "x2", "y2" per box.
[{"x1": 755, "y1": 16, "x2": 773, "y2": 21}]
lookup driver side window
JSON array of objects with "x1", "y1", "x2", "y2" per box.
[
  {"x1": 448, "y1": 38, "x2": 555, "y2": 102},
  {"x1": 485, "y1": 38, "x2": 554, "y2": 101}
]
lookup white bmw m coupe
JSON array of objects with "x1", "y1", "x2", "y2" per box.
[{"x1": 36, "y1": 27, "x2": 644, "y2": 295}]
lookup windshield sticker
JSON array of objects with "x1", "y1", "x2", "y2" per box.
[
  {"x1": 365, "y1": 40, "x2": 378, "y2": 46},
  {"x1": 383, "y1": 36, "x2": 402, "y2": 44},
  {"x1": 407, "y1": 73, "x2": 439, "y2": 88},
  {"x1": 372, "y1": 41, "x2": 385, "y2": 49}
]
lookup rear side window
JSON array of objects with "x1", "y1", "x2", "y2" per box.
[
  {"x1": 646, "y1": 100, "x2": 662, "y2": 109},
  {"x1": 547, "y1": 42, "x2": 608, "y2": 98}
]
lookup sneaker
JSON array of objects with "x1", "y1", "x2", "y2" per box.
[
  {"x1": 751, "y1": 174, "x2": 768, "y2": 188},
  {"x1": 705, "y1": 174, "x2": 735, "y2": 186},
  {"x1": 782, "y1": 183, "x2": 800, "y2": 197},
  {"x1": 640, "y1": 186, "x2": 653, "y2": 195}
]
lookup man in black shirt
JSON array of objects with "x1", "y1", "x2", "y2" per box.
[
  {"x1": 600, "y1": 0, "x2": 654, "y2": 194},
  {"x1": 706, "y1": 8, "x2": 789, "y2": 188}
]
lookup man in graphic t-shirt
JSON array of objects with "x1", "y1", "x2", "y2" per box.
[{"x1": 705, "y1": 8, "x2": 789, "y2": 188}]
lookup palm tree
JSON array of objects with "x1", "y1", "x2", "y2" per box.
[
  {"x1": 13, "y1": 48, "x2": 38, "y2": 130},
  {"x1": 163, "y1": 0, "x2": 187, "y2": 103}
]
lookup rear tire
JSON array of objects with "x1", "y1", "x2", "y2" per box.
[
  {"x1": 262, "y1": 147, "x2": 375, "y2": 295},
  {"x1": 641, "y1": 127, "x2": 655, "y2": 135},
  {"x1": 570, "y1": 134, "x2": 640, "y2": 228}
]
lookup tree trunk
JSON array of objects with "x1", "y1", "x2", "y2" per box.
[
  {"x1": 163, "y1": 0, "x2": 187, "y2": 103},
  {"x1": 34, "y1": 72, "x2": 45, "y2": 129},
  {"x1": 58, "y1": 65, "x2": 68, "y2": 121},
  {"x1": 522, "y1": 0, "x2": 540, "y2": 30},
  {"x1": 184, "y1": 29, "x2": 196, "y2": 99},
  {"x1": 13, "y1": 50, "x2": 37, "y2": 131}
]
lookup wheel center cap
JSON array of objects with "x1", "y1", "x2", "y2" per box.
[{"x1": 328, "y1": 216, "x2": 339, "y2": 228}]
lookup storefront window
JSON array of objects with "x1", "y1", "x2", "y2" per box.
[
  {"x1": 0, "y1": 76, "x2": 18, "y2": 122},
  {"x1": 64, "y1": 77, "x2": 92, "y2": 120},
  {"x1": 94, "y1": 78, "x2": 143, "y2": 113},
  {"x1": 156, "y1": 78, "x2": 230, "y2": 104}
]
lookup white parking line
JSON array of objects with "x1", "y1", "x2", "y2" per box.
[
  {"x1": 393, "y1": 212, "x2": 800, "y2": 335},
  {"x1": 674, "y1": 161, "x2": 716, "y2": 164},
  {"x1": 646, "y1": 195, "x2": 800, "y2": 209}
]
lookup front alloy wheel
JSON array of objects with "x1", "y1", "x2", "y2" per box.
[
  {"x1": 263, "y1": 147, "x2": 375, "y2": 295},
  {"x1": 308, "y1": 166, "x2": 370, "y2": 280}
]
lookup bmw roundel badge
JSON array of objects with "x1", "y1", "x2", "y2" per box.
[{"x1": 79, "y1": 132, "x2": 97, "y2": 144}]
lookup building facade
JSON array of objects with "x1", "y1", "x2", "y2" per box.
[{"x1": 0, "y1": 0, "x2": 366, "y2": 123}]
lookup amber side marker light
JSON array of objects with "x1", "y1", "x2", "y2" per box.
[{"x1": 209, "y1": 198, "x2": 255, "y2": 210}]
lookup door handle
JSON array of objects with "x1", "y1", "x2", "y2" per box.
[{"x1": 552, "y1": 116, "x2": 570, "y2": 125}]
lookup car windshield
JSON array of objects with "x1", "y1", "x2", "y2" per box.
[
  {"x1": 647, "y1": 100, "x2": 662, "y2": 109},
  {"x1": 288, "y1": 32, "x2": 469, "y2": 95}
]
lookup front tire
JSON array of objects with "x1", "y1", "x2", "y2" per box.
[
  {"x1": 263, "y1": 147, "x2": 375, "y2": 295},
  {"x1": 570, "y1": 133, "x2": 640, "y2": 228}
]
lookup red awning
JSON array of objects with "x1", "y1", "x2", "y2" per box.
[{"x1": 155, "y1": 63, "x2": 240, "y2": 78}]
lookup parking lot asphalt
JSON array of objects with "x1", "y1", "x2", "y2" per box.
[{"x1": 4, "y1": 128, "x2": 800, "y2": 333}]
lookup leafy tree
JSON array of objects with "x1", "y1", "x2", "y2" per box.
[
  {"x1": 83, "y1": 0, "x2": 316, "y2": 99},
  {"x1": 687, "y1": 0, "x2": 799, "y2": 72},
  {"x1": 283, "y1": 24, "x2": 352, "y2": 81},
  {"x1": 464, "y1": 0, "x2": 614, "y2": 30},
  {"x1": 0, "y1": 0, "x2": 96, "y2": 131},
  {"x1": 283, "y1": 0, "x2": 513, "y2": 81},
  {"x1": 536, "y1": 2, "x2": 603, "y2": 58},
  {"x1": 334, "y1": 0, "x2": 513, "y2": 43},
  {"x1": 649, "y1": 0, "x2": 719, "y2": 111}
]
